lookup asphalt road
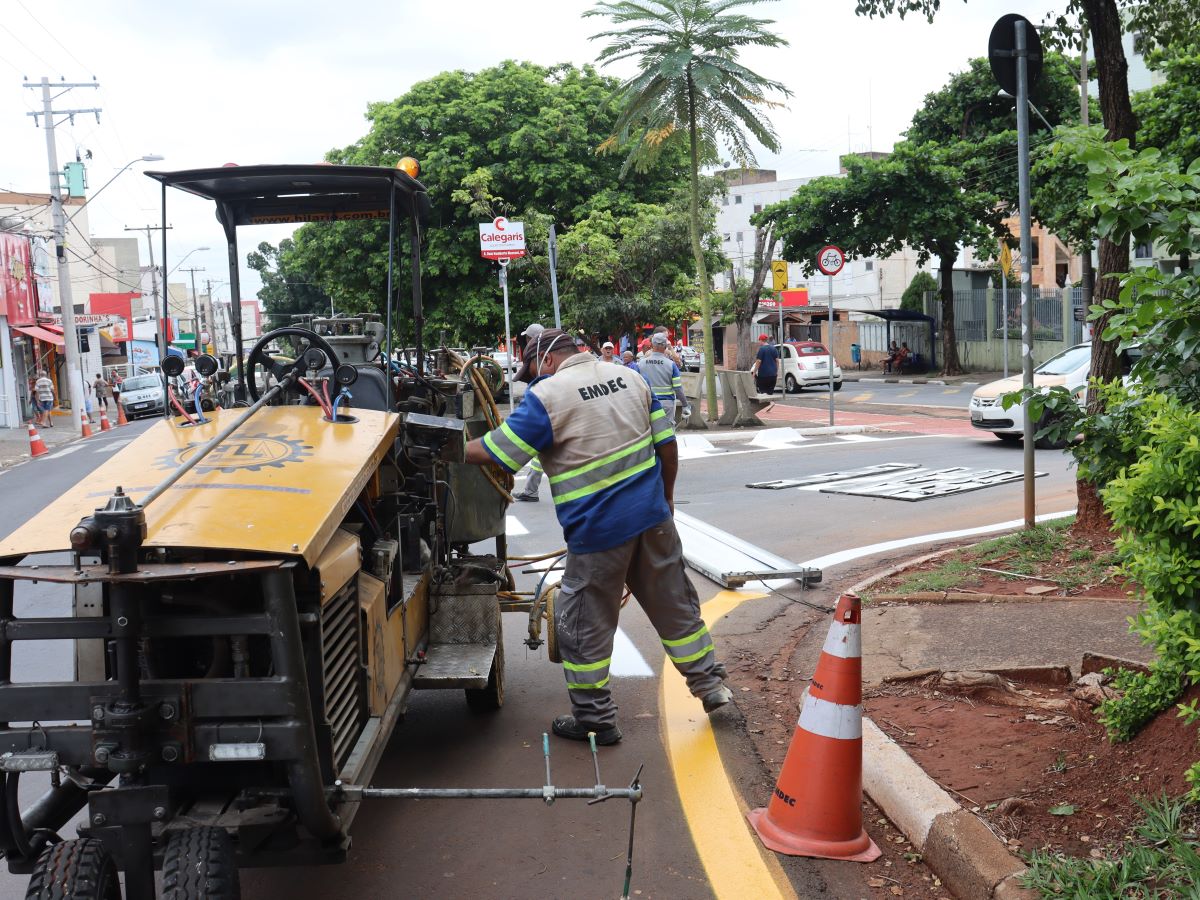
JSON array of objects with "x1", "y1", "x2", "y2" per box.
[{"x1": 0, "y1": 397, "x2": 1078, "y2": 899}]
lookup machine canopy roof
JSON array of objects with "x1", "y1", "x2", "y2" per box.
[{"x1": 145, "y1": 164, "x2": 430, "y2": 228}]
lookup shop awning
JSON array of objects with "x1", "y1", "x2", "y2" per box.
[{"x1": 12, "y1": 324, "x2": 65, "y2": 347}]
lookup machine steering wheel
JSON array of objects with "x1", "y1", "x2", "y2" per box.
[{"x1": 244, "y1": 327, "x2": 342, "y2": 402}]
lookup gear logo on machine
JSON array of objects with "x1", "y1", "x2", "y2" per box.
[{"x1": 156, "y1": 433, "x2": 313, "y2": 474}]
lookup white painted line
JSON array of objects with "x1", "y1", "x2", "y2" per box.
[
  {"x1": 611, "y1": 627, "x2": 654, "y2": 677},
  {"x1": 835, "y1": 433, "x2": 880, "y2": 442},
  {"x1": 47, "y1": 445, "x2": 84, "y2": 459},
  {"x1": 504, "y1": 515, "x2": 529, "y2": 536},
  {"x1": 93, "y1": 439, "x2": 133, "y2": 454},
  {"x1": 799, "y1": 509, "x2": 1075, "y2": 571},
  {"x1": 749, "y1": 427, "x2": 806, "y2": 447}
]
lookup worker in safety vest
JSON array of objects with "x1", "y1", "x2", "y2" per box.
[
  {"x1": 464, "y1": 328, "x2": 731, "y2": 744},
  {"x1": 638, "y1": 331, "x2": 689, "y2": 423}
]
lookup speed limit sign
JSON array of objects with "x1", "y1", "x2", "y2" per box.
[{"x1": 817, "y1": 245, "x2": 845, "y2": 276}]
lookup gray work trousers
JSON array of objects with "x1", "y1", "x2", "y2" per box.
[
  {"x1": 555, "y1": 517, "x2": 722, "y2": 726},
  {"x1": 516, "y1": 459, "x2": 543, "y2": 499},
  {"x1": 658, "y1": 399, "x2": 676, "y2": 424}
]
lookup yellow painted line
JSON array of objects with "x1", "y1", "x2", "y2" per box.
[
  {"x1": 660, "y1": 589, "x2": 796, "y2": 900},
  {"x1": 850, "y1": 391, "x2": 874, "y2": 403}
]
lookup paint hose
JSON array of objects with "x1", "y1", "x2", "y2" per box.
[
  {"x1": 168, "y1": 386, "x2": 197, "y2": 425},
  {"x1": 192, "y1": 381, "x2": 207, "y2": 424},
  {"x1": 298, "y1": 377, "x2": 333, "y2": 419}
]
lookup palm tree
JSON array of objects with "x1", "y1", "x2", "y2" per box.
[{"x1": 587, "y1": 0, "x2": 790, "y2": 419}]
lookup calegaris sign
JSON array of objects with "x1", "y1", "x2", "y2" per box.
[{"x1": 478, "y1": 216, "x2": 526, "y2": 260}]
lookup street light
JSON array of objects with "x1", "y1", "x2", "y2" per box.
[
  {"x1": 167, "y1": 246, "x2": 211, "y2": 277},
  {"x1": 66, "y1": 154, "x2": 164, "y2": 223}
]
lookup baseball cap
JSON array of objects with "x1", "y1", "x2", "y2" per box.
[
  {"x1": 651, "y1": 332, "x2": 669, "y2": 347},
  {"x1": 514, "y1": 328, "x2": 575, "y2": 383},
  {"x1": 520, "y1": 323, "x2": 545, "y2": 338},
  {"x1": 602, "y1": 341, "x2": 614, "y2": 349},
  {"x1": 758, "y1": 333, "x2": 769, "y2": 341}
]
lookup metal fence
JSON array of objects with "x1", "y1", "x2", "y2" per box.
[{"x1": 921, "y1": 287, "x2": 1087, "y2": 370}]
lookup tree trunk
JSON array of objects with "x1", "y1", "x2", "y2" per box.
[
  {"x1": 686, "y1": 72, "x2": 718, "y2": 419},
  {"x1": 938, "y1": 252, "x2": 963, "y2": 375},
  {"x1": 1077, "y1": 0, "x2": 1138, "y2": 531}
]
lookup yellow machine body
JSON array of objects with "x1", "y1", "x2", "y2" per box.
[{"x1": 0, "y1": 406, "x2": 399, "y2": 566}]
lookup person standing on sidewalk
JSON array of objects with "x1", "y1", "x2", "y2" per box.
[
  {"x1": 33, "y1": 370, "x2": 54, "y2": 428},
  {"x1": 750, "y1": 333, "x2": 779, "y2": 395},
  {"x1": 622, "y1": 350, "x2": 640, "y2": 373},
  {"x1": 93, "y1": 374, "x2": 112, "y2": 412},
  {"x1": 639, "y1": 332, "x2": 689, "y2": 423},
  {"x1": 464, "y1": 328, "x2": 731, "y2": 745}
]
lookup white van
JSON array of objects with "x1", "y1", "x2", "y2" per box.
[{"x1": 118, "y1": 373, "x2": 166, "y2": 420}]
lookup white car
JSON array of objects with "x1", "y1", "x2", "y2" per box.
[
  {"x1": 118, "y1": 373, "x2": 166, "y2": 419},
  {"x1": 678, "y1": 345, "x2": 701, "y2": 372},
  {"x1": 968, "y1": 343, "x2": 1092, "y2": 445},
  {"x1": 780, "y1": 341, "x2": 843, "y2": 392}
]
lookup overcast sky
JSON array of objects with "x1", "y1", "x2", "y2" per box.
[{"x1": 1, "y1": 0, "x2": 1065, "y2": 305}]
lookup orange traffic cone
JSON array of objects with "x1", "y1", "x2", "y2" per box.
[
  {"x1": 99, "y1": 405, "x2": 112, "y2": 432},
  {"x1": 27, "y1": 422, "x2": 49, "y2": 459},
  {"x1": 80, "y1": 413, "x2": 93, "y2": 439},
  {"x1": 748, "y1": 591, "x2": 881, "y2": 862},
  {"x1": 115, "y1": 402, "x2": 129, "y2": 426}
]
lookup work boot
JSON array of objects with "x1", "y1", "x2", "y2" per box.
[
  {"x1": 702, "y1": 685, "x2": 734, "y2": 714},
  {"x1": 514, "y1": 493, "x2": 538, "y2": 502},
  {"x1": 551, "y1": 715, "x2": 622, "y2": 745}
]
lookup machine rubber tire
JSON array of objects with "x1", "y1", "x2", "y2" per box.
[
  {"x1": 784, "y1": 374, "x2": 799, "y2": 394},
  {"x1": 25, "y1": 839, "x2": 120, "y2": 900},
  {"x1": 465, "y1": 628, "x2": 505, "y2": 712},
  {"x1": 544, "y1": 586, "x2": 561, "y2": 664},
  {"x1": 161, "y1": 827, "x2": 241, "y2": 900},
  {"x1": 833, "y1": 380, "x2": 843, "y2": 392}
]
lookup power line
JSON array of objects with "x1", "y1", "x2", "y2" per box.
[
  {"x1": 14, "y1": 2, "x2": 93, "y2": 75},
  {"x1": 0, "y1": 23, "x2": 57, "y2": 72}
]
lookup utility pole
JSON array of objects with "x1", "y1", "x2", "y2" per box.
[
  {"x1": 124, "y1": 224, "x2": 172, "y2": 358},
  {"x1": 203, "y1": 279, "x2": 218, "y2": 355},
  {"x1": 181, "y1": 267, "x2": 205, "y2": 353},
  {"x1": 24, "y1": 76, "x2": 100, "y2": 434}
]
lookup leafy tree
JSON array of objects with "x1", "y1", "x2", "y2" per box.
[
  {"x1": 726, "y1": 224, "x2": 779, "y2": 370},
  {"x1": 246, "y1": 238, "x2": 332, "y2": 325},
  {"x1": 900, "y1": 271, "x2": 937, "y2": 312},
  {"x1": 763, "y1": 142, "x2": 1002, "y2": 374},
  {"x1": 588, "y1": 0, "x2": 790, "y2": 419},
  {"x1": 853, "y1": 0, "x2": 1200, "y2": 530},
  {"x1": 551, "y1": 190, "x2": 711, "y2": 346},
  {"x1": 272, "y1": 61, "x2": 690, "y2": 346}
]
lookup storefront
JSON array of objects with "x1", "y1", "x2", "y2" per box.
[{"x1": 0, "y1": 233, "x2": 41, "y2": 429}]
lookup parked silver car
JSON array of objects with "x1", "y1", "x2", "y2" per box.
[{"x1": 118, "y1": 373, "x2": 166, "y2": 419}]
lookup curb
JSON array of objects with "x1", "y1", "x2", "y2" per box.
[
  {"x1": 687, "y1": 423, "x2": 882, "y2": 441},
  {"x1": 863, "y1": 718, "x2": 1036, "y2": 900},
  {"x1": 850, "y1": 540, "x2": 1039, "y2": 898},
  {"x1": 853, "y1": 377, "x2": 946, "y2": 385}
]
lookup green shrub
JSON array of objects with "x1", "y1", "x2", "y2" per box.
[{"x1": 1094, "y1": 391, "x2": 1200, "y2": 797}]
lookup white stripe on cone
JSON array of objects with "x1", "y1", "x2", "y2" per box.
[
  {"x1": 821, "y1": 621, "x2": 862, "y2": 659},
  {"x1": 798, "y1": 691, "x2": 863, "y2": 740}
]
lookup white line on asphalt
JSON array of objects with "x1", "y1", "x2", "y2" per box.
[
  {"x1": 677, "y1": 508, "x2": 1076, "y2": 591},
  {"x1": 505, "y1": 515, "x2": 529, "y2": 536},
  {"x1": 799, "y1": 510, "x2": 1076, "y2": 570},
  {"x1": 93, "y1": 439, "x2": 133, "y2": 454},
  {"x1": 47, "y1": 445, "x2": 84, "y2": 459}
]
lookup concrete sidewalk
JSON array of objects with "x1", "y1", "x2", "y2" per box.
[{"x1": 0, "y1": 413, "x2": 103, "y2": 472}]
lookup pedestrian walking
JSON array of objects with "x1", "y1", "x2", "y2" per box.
[
  {"x1": 93, "y1": 373, "x2": 112, "y2": 411},
  {"x1": 82, "y1": 377, "x2": 95, "y2": 424},
  {"x1": 33, "y1": 370, "x2": 54, "y2": 428},
  {"x1": 750, "y1": 333, "x2": 779, "y2": 395},
  {"x1": 465, "y1": 328, "x2": 731, "y2": 745},
  {"x1": 639, "y1": 332, "x2": 690, "y2": 423},
  {"x1": 513, "y1": 458, "x2": 543, "y2": 502}
]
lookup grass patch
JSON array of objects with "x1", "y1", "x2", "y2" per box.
[
  {"x1": 869, "y1": 518, "x2": 1120, "y2": 597},
  {"x1": 1020, "y1": 795, "x2": 1200, "y2": 897}
]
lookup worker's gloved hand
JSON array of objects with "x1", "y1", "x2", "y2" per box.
[{"x1": 682, "y1": 406, "x2": 693, "y2": 419}]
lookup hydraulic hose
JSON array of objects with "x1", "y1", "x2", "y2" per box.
[{"x1": 192, "y1": 381, "x2": 207, "y2": 424}]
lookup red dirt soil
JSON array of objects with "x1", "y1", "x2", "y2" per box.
[{"x1": 864, "y1": 683, "x2": 1200, "y2": 859}]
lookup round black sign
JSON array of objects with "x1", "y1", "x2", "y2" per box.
[{"x1": 988, "y1": 13, "x2": 1043, "y2": 96}]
